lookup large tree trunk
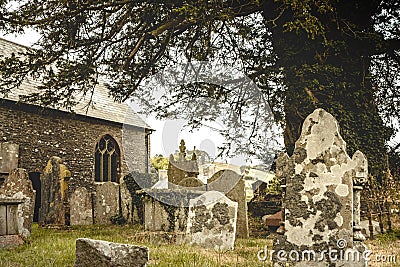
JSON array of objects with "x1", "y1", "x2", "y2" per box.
[{"x1": 262, "y1": 1, "x2": 390, "y2": 177}]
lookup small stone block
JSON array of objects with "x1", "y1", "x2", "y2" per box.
[{"x1": 75, "y1": 238, "x2": 149, "y2": 267}]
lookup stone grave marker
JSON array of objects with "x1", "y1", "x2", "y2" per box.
[
  {"x1": 70, "y1": 187, "x2": 93, "y2": 225},
  {"x1": 208, "y1": 170, "x2": 249, "y2": 238},
  {"x1": 167, "y1": 139, "x2": 199, "y2": 186},
  {"x1": 75, "y1": 238, "x2": 149, "y2": 267},
  {"x1": 186, "y1": 191, "x2": 238, "y2": 251},
  {"x1": 0, "y1": 143, "x2": 19, "y2": 174},
  {"x1": 0, "y1": 168, "x2": 35, "y2": 238},
  {"x1": 120, "y1": 180, "x2": 133, "y2": 224},
  {"x1": 94, "y1": 182, "x2": 119, "y2": 224},
  {"x1": 273, "y1": 108, "x2": 368, "y2": 266},
  {"x1": 39, "y1": 156, "x2": 71, "y2": 226}
]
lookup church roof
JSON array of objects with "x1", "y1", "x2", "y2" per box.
[{"x1": 0, "y1": 38, "x2": 150, "y2": 129}]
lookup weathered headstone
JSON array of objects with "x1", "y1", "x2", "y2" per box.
[
  {"x1": 75, "y1": 238, "x2": 149, "y2": 267},
  {"x1": 70, "y1": 187, "x2": 93, "y2": 225},
  {"x1": 142, "y1": 189, "x2": 201, "y2": 232},
  {"x1": 94, "y1": 182, "x2": 119, "y2": 224},
  {"x1": 0, "y1": 143, "x2": 19, "y2": 174},
  {"x1": 273, "y1": 108, "x2": 368, "y2": 266},
  {"x1": 167, "y1": 140, "x2": 199, "y2": 186},
  {"x1": 186, "y1": 191, "x2": 238, "y2": 251},
  {"x1": 0, "y1": 168, "x2": 35, "y2": 238},
  {"x1": 39, "y1": 157, "x2": 71, "y2": 226},
  {"x1": 120, "y1": 180, "x2": 133, "y2": 224},
  {"x1": 208, "y1": 170, "x2": 249, "y2": 238}
]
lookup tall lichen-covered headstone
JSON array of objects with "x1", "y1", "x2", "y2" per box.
[
  {"x1": 39, "y1": 156, "x2": 71, "y2": 226},
  {"x1": 0, "y1": 168, "x2": 35, "y2": 238},
  {"x1": 273, "y1": 109, "x2": 368, "y2": 266}
]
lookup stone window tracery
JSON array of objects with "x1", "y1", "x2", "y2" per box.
[{"x1": 94, "y1": 135, "x2": 120, "y2": 183}]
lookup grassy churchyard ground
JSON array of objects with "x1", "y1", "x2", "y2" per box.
[{"x1": 0, "y1": 223, "x2": 399, "y2": 267}]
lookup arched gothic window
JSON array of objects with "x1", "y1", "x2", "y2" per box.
[{"x1": 94, "y1": 135, "x2": 120, "y2": 182}]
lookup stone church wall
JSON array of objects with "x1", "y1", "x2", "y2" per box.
[{"x1": 0, "y1": 100, "x2": 149, "y2": 194}]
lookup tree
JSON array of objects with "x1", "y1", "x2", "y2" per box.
[
  {"x1": 0, "y1": 0, "x2": 399, "y2": 177},
  {"x1": 150, "y1": 154, "x2": 169, "y2": 171}
]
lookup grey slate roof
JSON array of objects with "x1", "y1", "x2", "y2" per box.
[{"x1": 0, "y1": 38, "x2": 150, "y2": 129}]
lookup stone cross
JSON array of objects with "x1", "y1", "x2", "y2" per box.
[{"x1": 273, "y1": 108, "x2": 368, "y2": 266}]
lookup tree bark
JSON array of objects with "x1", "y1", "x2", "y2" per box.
[{"x1": 262, "y1": 1, "x2": 390, "y2": 177}]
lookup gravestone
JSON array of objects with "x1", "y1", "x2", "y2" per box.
[
  {"x1": 208, "y1": 170, "x2": 249, "y2": 238},
  {"x1": 75, "y1": 238, "x2": 149, "y2": 267},
  {"x1": 0, "y1": 168, "x2": 35, "y2": 238},
  {"x1": 273, "y1": 108, "x2": 368, "y2": 266},
  {"x1": 142, "y1": 189, "x2": 202, "y2": 233},
  {"x1": 186, "y1": 191, "x2": 238, "y2": 251},
  {"x1": 39, "y1": 156, "x2": 71, "y2": 226},
  {"x1": 70, "y1": 187, "x2": 93, "y2": 225},
  {"x1": 167, "y1": 140, "x2": 199, "y2": 186},
  {"x1": 0, "y1": 143, "x2": 19, "y2": 174},
  {"x1": 94, "y1": 182, "x2": 119, "y2": 224},
  {"x1": 120, "y1": 180, "x2": 133, "y2": 224}
]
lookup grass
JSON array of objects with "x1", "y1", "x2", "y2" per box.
[
  {"x1": 0, "y1": 224, "x2": 273, "y2": 267},
  {"x1": 365, "y1": 229, "x2": 400, "y2": 267},
  {"x1": 1, "y1": 224, "x2": 400, "y2": 267}
]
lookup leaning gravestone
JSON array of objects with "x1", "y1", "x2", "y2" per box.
[
  {"x1": 70, "y1": 187, "x2": 93, "y2": 225},
  {"x1": 39, "y1": 156, "x2": 71, "y2": 226},
  {"x1": 273, "y1": 108, "x2": 368, "y2": 266},
  {"x1": 75, "y1": 238, "x2": 149, "y2": 267},
  {"x1": 186, "y1": 191, "x2": 238, "y2": 251},
  {"x1": 0, "y1": 168, "x2": 35, "y2": 238}
]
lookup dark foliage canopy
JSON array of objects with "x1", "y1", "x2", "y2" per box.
[{"x1": 0, "y1": 0, "x2": 399, "y2": 176}]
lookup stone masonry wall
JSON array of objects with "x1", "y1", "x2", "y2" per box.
[{"x1": 0, "y1": 100, "x2": 149, "y2": 193}]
